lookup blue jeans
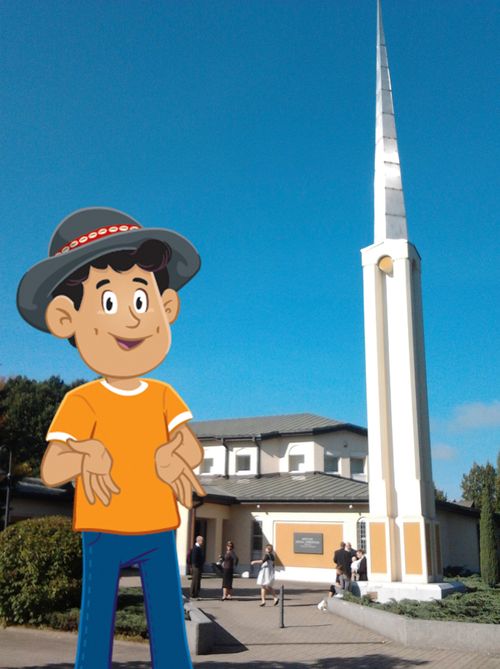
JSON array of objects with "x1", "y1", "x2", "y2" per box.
[{"x1": 76, "y1": 530, "x2": 192, "y2": 669}]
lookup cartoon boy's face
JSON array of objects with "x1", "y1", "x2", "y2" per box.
[{"x1": 45, "y1": 265, "x2": 179, "y2": 379}]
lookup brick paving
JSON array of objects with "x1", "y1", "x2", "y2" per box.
[
  {"x1": 0, "y1": 576, "x2": 498, "y2": 668},
  {"x1": 190, "y1": 577, "x2": 500, "y2": 669}
]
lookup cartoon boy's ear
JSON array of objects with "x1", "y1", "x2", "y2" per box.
[
  {"x1": 45, "y1": 295, "x2": 78, "y2": 339},
  {"x1": 162, "y1": 289, "x2": 180, "y2": 324}
]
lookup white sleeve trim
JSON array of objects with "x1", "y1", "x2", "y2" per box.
[
  {"x1": 46, "y1": 431, "x2": 77, "y2": 444},
  {"x1": 168, "y1": 411, "x2": 193, "y2": 434}
]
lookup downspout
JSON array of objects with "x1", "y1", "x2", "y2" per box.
[
  {"x1": 222, "y1": 437, "x2": 229, "y2": 479},
  {"x1": 190, "y1": 497, "x2": 205, "y2": 543},
  {"x1": 254, "y1": 435, "x2": 262, "y2": 479}
]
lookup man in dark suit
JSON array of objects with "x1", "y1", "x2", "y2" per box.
[
  {"x1": 346, "y1": 542, "x2": 357, "y2": 560},
  {"x1": 190, "y1": 535, "x2": 205, "y2": 599},
  {"x1": 333, "y1": 541, "x2": 352, "y2": 578}
]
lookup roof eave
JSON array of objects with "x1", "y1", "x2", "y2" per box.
[
  {"x1": 238, "y1": 498, "x2": 369, "y2": 505},
  {"x1": 196, "y1": 423, "x2": 367, "y2": 441}
]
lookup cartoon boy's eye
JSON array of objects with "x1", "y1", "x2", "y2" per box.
[
  {"x1": 102, "y1": 290, "x2": 118, "y2": 314},
  {"x1": 133, "y1": 289, "x2": 148, "y2": 314}
]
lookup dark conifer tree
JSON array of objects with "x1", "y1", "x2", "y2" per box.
[{"x1": 480, "y1": 485, "x2": 499, "y2": 586}]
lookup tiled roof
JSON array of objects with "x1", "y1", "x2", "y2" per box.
[
  {"x1": 191, "y1": 413, "x2": 366, "y2": 439},
  {"x1": 197, "y1": 472, "x2": 368, "y2": 504}
]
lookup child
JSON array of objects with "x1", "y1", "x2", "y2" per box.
[
  {"x1": 17, "y1": 207, "x2": 206, "y2": 669},
  {"x1": 350, "y1": 553, "x2": 362, "y2": 581}
]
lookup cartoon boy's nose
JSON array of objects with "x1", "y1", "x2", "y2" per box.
[{"x1": 125, "y1": 306, "x2": 141, "y2": 328}]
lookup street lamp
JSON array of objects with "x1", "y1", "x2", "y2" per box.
[{"x1": 0, "y1": 446, "x2": 13, "y2": 530}]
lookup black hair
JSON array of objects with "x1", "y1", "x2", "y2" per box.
[{"x1": 52, "y1": 239, "x2": 171, "y2": 346}]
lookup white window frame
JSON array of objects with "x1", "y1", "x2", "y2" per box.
[
  {"x1": 289, "y1": 453, "x2": 305, "y2": 472},
  {"x1": 324, "y1": 450, "x2": 339, "y2": 474},
  {"x1": 235, "y1": 453, "x2": 252, "y2": 473},
  {"x1": 288, "y1": 444, "x2": 306, "y2": 473},
  {"x1": 350, "y1": 456, "x2": 366, "y2": 479},
  {"x1": 357, "y1": 517, "x2": 367, "y2": 552}
]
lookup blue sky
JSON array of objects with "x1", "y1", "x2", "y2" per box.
[{"x1": 0, "y1": 1, "x2": 498, "y2": 500}]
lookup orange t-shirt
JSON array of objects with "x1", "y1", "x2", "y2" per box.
[{"x1": 46, "y1": 378, "x2": 193, "y2": 534}]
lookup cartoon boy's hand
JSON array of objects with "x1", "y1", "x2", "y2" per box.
[
  {"x1": 67, "y1": 438, "x2": 120, "y2": 506},
  {"x1": 155, "y1": 432, "x2": 206, "y2": 509}
]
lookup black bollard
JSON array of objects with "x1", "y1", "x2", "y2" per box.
[{"x1": 279, "y1": 584, "x2": 285, "y2": 628}]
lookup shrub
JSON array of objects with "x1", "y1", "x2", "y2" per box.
[
  {"x1": 115, "y1": 588, "x2": 148, "y2": 639},
  {"x1": 0, "y1": 516, "x2": 82, "y2": 624},
  {"x1": 113, "y1": 588, "x2": 190, "y2": 639},
  {"x1": 343, "y1": 582, "x2": 500, "y2": 624},
  {"x1": 44, "y1": 608, "x2": 80, "y2": 632}
]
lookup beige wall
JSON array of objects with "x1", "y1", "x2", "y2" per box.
[
  {"x1": 275, "y1": 522, "x2": 343, "y2": 568},
  {"x1": 186, "y1": 500, "x2": 487, "y2": 581},
  {"x1": 313, "y1": 432, "x2": 368, "y2": 481},
  {"x1": 192, "y1": 502, "x2": 232, "y2": 563},
  {"x1": 204, "y1": 503, "x2": 369, "y2": 571}
]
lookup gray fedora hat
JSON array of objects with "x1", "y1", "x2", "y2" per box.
[{"x1": 17, "y1": 207, "x2": 201, "y2": 333}]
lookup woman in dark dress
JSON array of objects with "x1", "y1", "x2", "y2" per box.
[
  {"x1": 221, "y1": 541, "x2": 238, "y2": 600},
  {"x1": 356, "y1": 549, "x2": 368, "y2": 581}
]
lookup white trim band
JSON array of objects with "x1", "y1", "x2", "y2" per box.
[
  {"x1": 100, "y1": 379, "x2": 149, "y2": 396},
  {"x1": 46, "y1": 431, "x2": 77, "y2": 443},
  {"x1": 168, "y1": 411, "x2": 193, "y2": 434}
]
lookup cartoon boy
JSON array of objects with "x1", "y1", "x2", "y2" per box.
[{"x1": 16, "y1": 207, "x2": 206, "y2": 669}]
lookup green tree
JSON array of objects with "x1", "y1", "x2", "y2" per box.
[
  {"x1": 460, "y1": 461, "x2": 496, "y2": 509},
  {"x1": 479, "y1": 485, "x2": 499, "y2": 586},
  {"x1": 496, "y1": 452, "x2": 500, "y2": 514},
  {"x1": 0, "y1": 376, "x2": 86, "y2": 477},
  {"x1": 434, "y1": 486, "x2": 448, "y2": 502}
]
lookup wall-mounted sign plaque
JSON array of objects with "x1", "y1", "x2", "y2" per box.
[{"x1": 293, "y1": 532, "x2": 324, "y2": 554}]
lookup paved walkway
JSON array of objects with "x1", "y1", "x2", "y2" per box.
[{"x1": 0, "y1": 576, "x2": 498, "y2": 668}]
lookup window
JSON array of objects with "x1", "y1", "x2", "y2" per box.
[
  {"x1": 351, "y1": 458, "x2": 365, "y2": 476},
  {"x1": 236, "y1": 454, "x2": 251, "y2": 472},
  {"x1": 289, "y1": 454, "x2": 305, "y2": 472},
  {"x1": 251, "y1": 519, "x2": 263, "y2": 560},
  {"x1": 357, "y1": 518, "x2": 367, "y2": 552},
  {"x1": 200, "y1": 458, "x2": 214, "y2": 474},
  {"x1": 324, "y1": 451, "x2": 339, "y2": 473}
]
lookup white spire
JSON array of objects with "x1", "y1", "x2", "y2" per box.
[{"x1": 374, "y1": 0, "x2": 407, "y2": 242}]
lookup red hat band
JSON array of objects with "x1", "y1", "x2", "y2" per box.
[{"x1": 55, "y1": 223, "x2": 142, "y2": 256}]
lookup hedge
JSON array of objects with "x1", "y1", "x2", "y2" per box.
[{"x1": 0, "y1": 516, "x2": 82, "y2": 624}]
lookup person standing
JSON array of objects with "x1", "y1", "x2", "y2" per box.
[
  {"x1": 221, "y1": 540, "x2": 238, "y2": 600},
  {"x1": 356, "y1": 549, "x2": 368, "y2": 581},
  {"x1": 346, "y1": 542, "x2": 357, "y2": 560},
  {"x1": 251, "y1": 543, "x2": 279, "y2": 607},
  {"x1": 333, "y1": 541, "x2": 352, "y2": 578},
  {"x1": 189, "y1": 535, "x2": 205, "y2": 600}
]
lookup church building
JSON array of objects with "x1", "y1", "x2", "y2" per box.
[{"x1": 169, "y1": 412, "x2": 486, "y2": 583}]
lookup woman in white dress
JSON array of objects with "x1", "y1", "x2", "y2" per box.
[{"x1": 251, "y1": 543, "x2": 279, "y2": 607}]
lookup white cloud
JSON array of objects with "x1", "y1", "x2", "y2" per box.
[
  {"x1": 432, "y1": 443, "x2": 457, "y2": 461},
  {"x1": 448, "y1": 401, "x2": 500, "y2": 431}
]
